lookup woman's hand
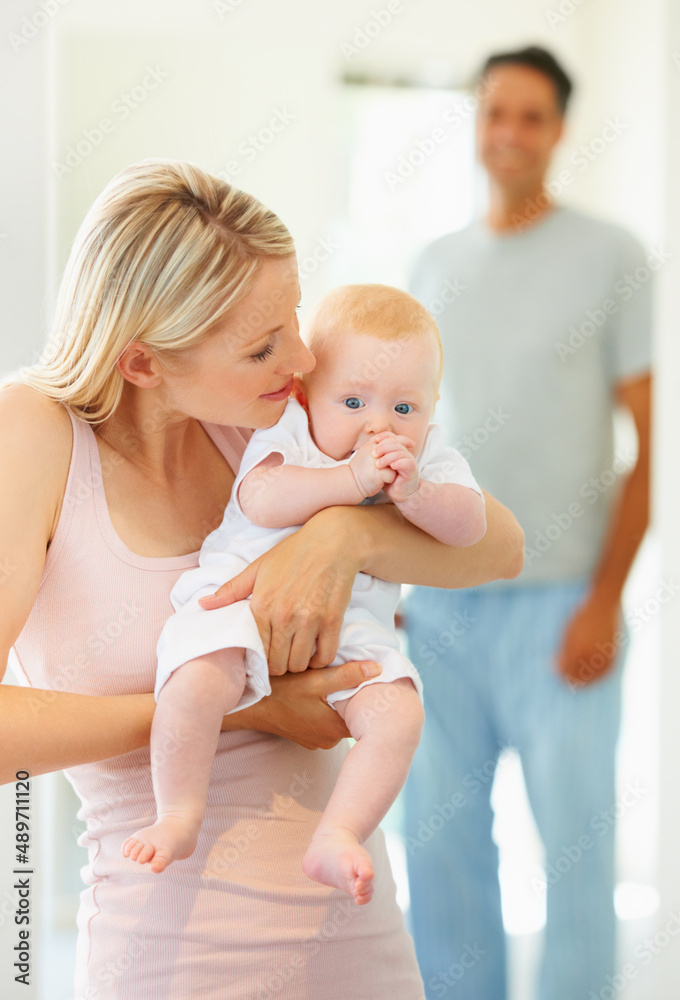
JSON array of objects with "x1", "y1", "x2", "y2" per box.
[
  {"x1": 223, "y1": 660, "x2": 382, "y2": 749},
  {"x1": 199, "y1": 507, "x2": 367, "y2": 675},
  {"x1": 199, "y1": 492, "x2": 524, "y2": 676}
]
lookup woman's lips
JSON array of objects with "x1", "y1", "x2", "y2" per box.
[{"x1": 259, "y1": 378, "x2": 294, "y2": 401}]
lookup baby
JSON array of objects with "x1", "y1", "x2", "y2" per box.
[{"x1": 122, "y1": 284, "x2": 486, "y2": 905}]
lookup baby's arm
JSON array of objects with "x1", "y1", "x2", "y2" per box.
[
  {"x1": 395, "y1": 481, "x2": 486, "y2": 547},
  {"x1": 373, "y1": 432, "x2": 487, "y2": 547},
  {"x1": 238, "y1": 444, "x2": 398, "y2": 528}
]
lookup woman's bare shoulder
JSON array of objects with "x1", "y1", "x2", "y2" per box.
[
  {"x1": 0, "y1": 387, "x2": 76, "y2": 672},
  {"x1": 0, "y1": 383, "x2": 73, "y2": 475}
]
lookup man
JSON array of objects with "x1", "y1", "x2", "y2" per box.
[{"x1": 403, "y1": 46, "x2": 652, "y2": 1000}]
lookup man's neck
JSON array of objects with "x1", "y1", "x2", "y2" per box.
[{"x1": 486, "y1": 179, "x2": 555, "y2": 234}]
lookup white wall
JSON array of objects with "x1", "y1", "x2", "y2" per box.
[
  {"x1": 0, "y1": 4, "x2": 49, "y2": 993},
  {"x1": 43, "y1": 0, "x2": 594, "y2": 322},
  {"x1": 568, "y1": 0, "x2": 664, "y2": 243},
  {"x1": 656, "y1": 0, "x2": 680, "y2": 995},
  {"x1": 0, "y1": 2, "x2": 51, "y2": 374},
  {"x1": 34, "y1": 0, "x2": 668, "y2": 330},
  {"x1": 1, "y1": 1, "x2": 676, "y2": 997}
]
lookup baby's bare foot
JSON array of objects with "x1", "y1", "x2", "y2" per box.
[
  {"x1": 302, "y1": 828, "x2": 375, "y2": 905},
  {"x1": 122, "y1": 815, "x2": 200, "y2": 874}
]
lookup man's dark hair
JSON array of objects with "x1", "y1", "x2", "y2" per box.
[{"x1": 479, "y1": 45, "x2": 574, "y2": 115}]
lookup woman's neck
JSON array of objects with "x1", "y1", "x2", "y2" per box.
[{"x1": 96, "y1": 384, "x2": 198, "y2": 479}]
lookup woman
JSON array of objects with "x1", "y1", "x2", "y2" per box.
[{"x1": 0, "y1": 159, "x2": 523, "y2": 999}]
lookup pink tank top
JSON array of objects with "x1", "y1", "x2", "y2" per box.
[
  {"x1": 10, "y1": 407, "x2": 424, "y2": 1000},
  {"x1": 11, "y1": 408, "x2": 250, "y2": 698}
]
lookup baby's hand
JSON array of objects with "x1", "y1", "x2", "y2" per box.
[
  {"x1": 349, "y1": 436, "x2": 400, "y2": 498},
  {"x1": 371, "y1": 432, "x2": 420, "y2": 504}
]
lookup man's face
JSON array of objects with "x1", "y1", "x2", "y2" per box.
[{"x1": 476, "y1": 63, "x2": 564, "y2": 192}]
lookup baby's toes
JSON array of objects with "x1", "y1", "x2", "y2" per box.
[
  {"x1": 123, "y1": 837, "x2": 152, "y2": 864},
  {"x1": 122, "y1": 837, "x2": 145, "y2": 861},
  {"x1": 149, "y1": 851, "x2": 171, "y2": 874},
  {"x1": 353, "y1": 862, "x2": 375, "y2": 904},
  {"x1": 353, "y1": 878, "x2": 374, "y2": 906},
  {"x1": 135, "y1": 841, "x2": 157, "y2": 866}
]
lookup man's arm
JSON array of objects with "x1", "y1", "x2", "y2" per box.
[
  {"x1": 589, "y1": 374, "x2": 652, "y2": 601},
  {"x1": 558, "y1": 372, "x2": 651, "y2": 684}
]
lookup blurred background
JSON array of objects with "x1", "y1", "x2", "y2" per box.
[{"x1": 0, "y1": 1, "x2": 678, "y2": 997}]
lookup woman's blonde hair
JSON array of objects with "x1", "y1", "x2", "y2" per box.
[{"x1": 11, "y1": 158, "x2": 295, "y2": 423}]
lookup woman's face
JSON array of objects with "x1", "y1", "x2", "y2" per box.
[{"x1": 161, "y1": 256, "x2": 315, "y2": 429}]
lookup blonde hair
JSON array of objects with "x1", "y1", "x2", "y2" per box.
[
  {"x1": 301, "y1": 284, "x2": 443, "y2": 381},
  {"x1": 9, "y1": 158, "x2": 295, "y2": 423}
]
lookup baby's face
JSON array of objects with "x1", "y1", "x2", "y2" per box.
[{"x1": 302, "y1": 331, "x2": 440, "y2": 461}]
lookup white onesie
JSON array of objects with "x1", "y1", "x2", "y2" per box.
[{"x1": 155, "y1": 398, "x2": 484, "y2": 710}]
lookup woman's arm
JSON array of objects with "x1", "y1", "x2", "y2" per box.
[
  {"x1": 0, "y1": 388, "x2": 161, "y2": 782},
  {"x1": 358, "y1": 489, "x2": 523, "y2": 587},
  {"x1": 0, "y1": 684, "x2": 156, "y2": 784},
  {"x1": 0, "y1": 660, "x2": 378, "y2": 784},
  {"x1": 201, "y1": 488, "x2": 524, "y2": 674}
]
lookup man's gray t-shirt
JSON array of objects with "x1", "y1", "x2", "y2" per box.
[{"x1": 410, "y1": 206, "x2": 654, "y2": 586}]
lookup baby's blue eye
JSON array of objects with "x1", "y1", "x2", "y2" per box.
[
  {"x1": 395, "y1": 403, "x2": 414, "y2": 414},
  {"x1": 344, "y1": 397, "x2": 364, "y2": 409}
]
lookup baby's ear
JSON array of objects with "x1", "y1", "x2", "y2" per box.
[{"x1": 292, "y1": 377, "x2": 309, "y2": 410}]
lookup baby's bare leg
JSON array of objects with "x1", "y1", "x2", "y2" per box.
[
  {"x1": 302, "y1": 677, "x2": 424, "y2": 905},
  {"x1": 122, "y1": 648, "x2": 246, "y2": 873}
]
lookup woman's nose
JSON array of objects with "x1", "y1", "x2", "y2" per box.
[
  {"x1": 294, "y1": 338, "x2": 316, "y2": 374},
  {"x1": 283, "y1": 330, "x2": 315, "y2": 375}
]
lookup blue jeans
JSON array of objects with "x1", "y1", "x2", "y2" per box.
[{"x1": 402, "y1": 581, "x2": 623, "y2": 1000}]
